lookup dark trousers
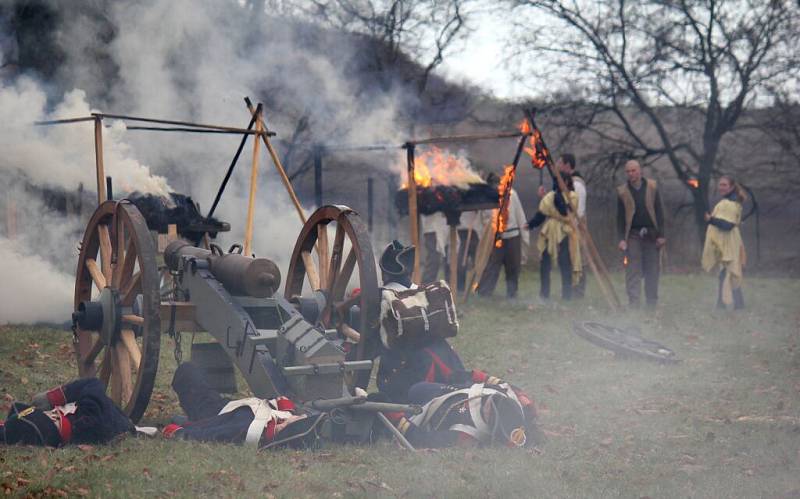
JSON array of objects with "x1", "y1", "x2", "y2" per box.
[
  {"x1": 445, "y1": 229, "x2": 478, "y2": 292},
  {"x1": 540, "y1": 238, "x2": 572, "y2": 300},
  {"x1": 422, "y1": 232, "x2": 442, "y2": 284},
  {"x1": 478, "y1": 235, "x2": 521, "y2": 298},
  {"x1": 625, "y1": 233, "x2": 660, "y2": 306},
  {"x1": 172, "y1": 362, "x2": 229, "y2": 421}
]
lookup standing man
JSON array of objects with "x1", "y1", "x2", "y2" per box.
[
  {"x1": 479, "y1": 173, "x2": 529, "y2": 299},
  {"x1": 539, "y1": 154, "x2": 588, "y2": 297},
  {"x1": 616, "y1": 160, "x2": 666, "y2": 308},
  {"x1": 529, "y1": 176, "x2": 581, "y2": 302}
]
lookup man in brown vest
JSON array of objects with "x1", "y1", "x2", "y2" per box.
[{"x1": 616, "y1": 160, "x2": 666, "y2": 308}]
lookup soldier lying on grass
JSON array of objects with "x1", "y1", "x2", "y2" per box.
[
  {"x1": 376, "y1": 241, "x2": 537, "y2": 417},
  {"x1": 0, "y1": 378, "x2": 134, "y2": 447},
  {"x1": 162, "y1": 362, "x2": 324, "y2": 450}
]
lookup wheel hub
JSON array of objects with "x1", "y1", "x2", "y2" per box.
[{"x1": 74, "y1": 287, "x2": 122, "y2": 345}]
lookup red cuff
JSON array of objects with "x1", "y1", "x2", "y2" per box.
[
  {"x1": 59, "y1": 414, "x2": 72, "y2": 443},
  {"x1": 162, "y1": 424, "x2": 183, "y2": 438},
  {"x1": 471, "y1": 370, "x2": 488, "y2": 383},
  {"x1": 263, "y1": 419, "x2": 277, "y2": 442},
  {"x1": 275, "y1": 397, "x2": 295, "y2": 412},
  {"x1": 47, "y1": 387, "x2": 67, "y2": 407},
  {"x1": 382, "y1": 411, "x2": 405, "y2": 423}
]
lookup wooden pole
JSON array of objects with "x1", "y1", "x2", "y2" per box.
[
  {"x1": 243, "y1": 112, "x2": 263, "y2": 257},
  {"x1": 464, "y1": 132, "x2": 528, "y2": 300},
  {"x1": 5, "y1": 199, "x2": 17, "y2": 239},
  {"x1": 94, "y1": 116, "x2": 106, "y2": 204},
  {"x1": 314, "y1": 147, "x2": 323, "y2": 208},
  {"x1": 244, "y1": 98, "x2": 306, "y2": 224},
  {"x1": 461, "y1": 214, "x2": 477, "y2": 267},
  {"x1": 463, "y1": 219, "x2": 495, "y2": 302},
  {"x1": 405, "y1": 144, "x2": 421, "y2": 284},
  {"x1": 525, "y1": 109, "x2": 621, "y2": 310},
  {"x1": 207, "y1": 107, "x2": 260, "y2": 220},
  {"x1": 548, "y1": 149, "x2": 621, "y2": 310},
  {"x1": 448, "y1": 225, "x2": 458, "y2": 302}
]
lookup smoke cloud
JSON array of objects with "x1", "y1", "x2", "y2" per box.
[
  {"x1": 0, "y1": 239, "x2": 74, "y2": 326},
  {"x1": 0, "y1": 0, "x2": 411, "y2": 323}
]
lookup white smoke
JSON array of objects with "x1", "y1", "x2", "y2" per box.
[
  {"x1": 0, "y1": 237, "x2": 74, "y2": 325},
  {"x1": 0, "y1": 78, "x2": 172, "y2": 196},
  {"x1": 0, "y1": 0, "x2": 412, "y2": 323}
]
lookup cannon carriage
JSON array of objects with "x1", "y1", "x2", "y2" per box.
[
  {"x1": 71, "y1": 200, "x2": 383, "y2": 423},
  {"x1": 43, "y1": 107, "x2": 389, "y2": 427}
]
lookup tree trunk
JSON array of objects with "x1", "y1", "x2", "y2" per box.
[
  {"x1": 692, "y1": 137, "x2": 721, "y2": 244},
  {"x1": 691, "y1": 187, "x2": 708, "y2": 245}
]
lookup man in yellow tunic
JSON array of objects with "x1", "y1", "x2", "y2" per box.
[
  {"x1": 528, "y1": 176, "x2": 581, "y2": 301},
  {"x1": 702, "y1": 175, "x2": 747, "y2": 310}
]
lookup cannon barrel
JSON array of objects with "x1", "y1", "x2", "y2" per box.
[{"x1": 164, "y1": 240, "x2": 281, "y2": 298}]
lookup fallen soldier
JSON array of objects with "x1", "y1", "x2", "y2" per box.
[
  {"x1": 1, "y1": 378, "x2": 134, "y2": 447},
  {"x1": 163, "y1": 362, "x2": 324, "y2": 450},
  {"x1": 376, "y1": 240, "x2": 537, "y2": 424},
  {"x1": 383, "y1": 380, "x2": 532, "y2": 448}
]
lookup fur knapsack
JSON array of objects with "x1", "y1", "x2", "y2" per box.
[{"x1": 379, "y1": 280, "x2": 458, "y2": 349}]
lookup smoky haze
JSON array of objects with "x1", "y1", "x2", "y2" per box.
[{"x1": 0, "y1": 0, "x2": 414, "y2": 324}]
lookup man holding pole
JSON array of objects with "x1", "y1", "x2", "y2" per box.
[
  {"x1": 538, "y1": 153, "x2": 587, "y2": 297},
  {"x1": 479, "y1": 173, "x2": 528, "y2": 299},
  {"x1": 616, "y1": 160, "x2": 666, "y2": 308}
]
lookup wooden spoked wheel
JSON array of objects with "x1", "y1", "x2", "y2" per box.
[
  {"x1": 285, "y1": 205, "x2": 380, "y2": 380},
  {"x1": 73, "y1": 201, "x2": 160, "y2": 422}
]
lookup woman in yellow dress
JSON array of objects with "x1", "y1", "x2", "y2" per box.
[{"x1": 702, "y1": 175, "x2": 747, "y2": 309}]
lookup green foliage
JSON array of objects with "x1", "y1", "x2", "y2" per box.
[{"x1": 2, "y1": 272, "x2": 799, "y2": 498}]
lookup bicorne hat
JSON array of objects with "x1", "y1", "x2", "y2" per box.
[{"x1": 379, "y1": 240, "x2": 415, "y2": 277}]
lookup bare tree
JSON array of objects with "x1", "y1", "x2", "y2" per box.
[
  {"x1": 304, "y1": 0, "x2": 472, "y2": 95},
  {"x1": 508, "y1": 0, "x2": 800, "y2": 241}
]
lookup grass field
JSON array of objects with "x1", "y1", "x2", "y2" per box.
[{"x1": 1, "y1": 271, "x2": 799, "y2": 498}]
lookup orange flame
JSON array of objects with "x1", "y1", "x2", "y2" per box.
[
  {"x1": 687, "y1": 178, "x2": 699, "y2": 189},
  {"x1": 402, "y1": 146, "x2": 482, "y2": 189},
  {"x1": 524, "y1": 129, "x2": 549, "y2": 170},
  {"x1": 518, "y1": 118, "x2": 531, "y2": 135},
  {"x1": 623, "y1": 255, "x2": 629, "y2": 266},
  {"x1": 494, "y1": 164, "x2": 516, "y2": 248}
]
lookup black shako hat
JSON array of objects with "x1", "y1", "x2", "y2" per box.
[
  {"x1": 379, "y1": 240, "x2": 415, "y2": 277},
  {"x1": 485, "y1": 393, "x2": 528, "y2": 448},
  {"x1": 3, "y1": 403, "x2": 61, "y2": 447}
]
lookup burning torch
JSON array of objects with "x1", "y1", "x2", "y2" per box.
[{"x1": 519, "y1": 119, "x2": 545, "y2": 187}]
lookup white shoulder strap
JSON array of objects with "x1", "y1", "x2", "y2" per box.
[{"x1": 219, "y1": 397, "x2": 296, "y2": 447}]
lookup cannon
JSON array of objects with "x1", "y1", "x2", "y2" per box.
[{"x1": 70, "y1": 200, "x2": 384, "y2": 424}]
